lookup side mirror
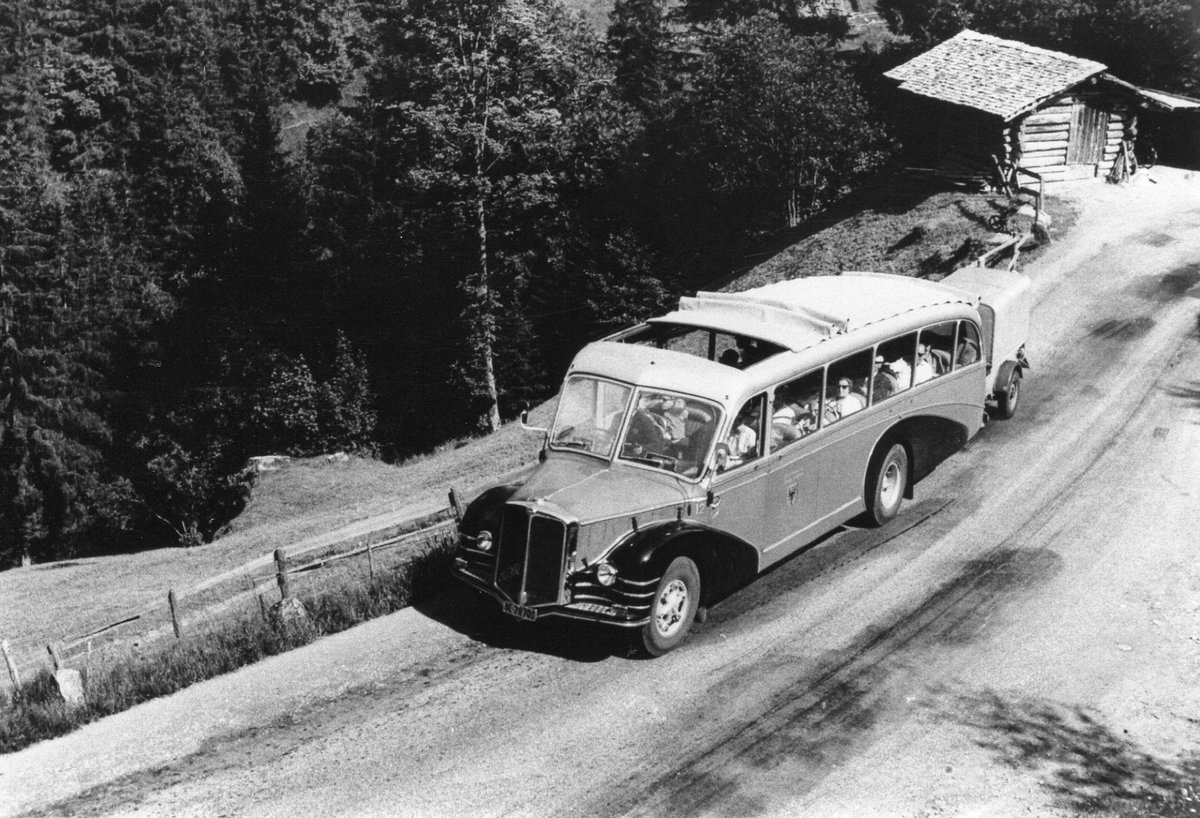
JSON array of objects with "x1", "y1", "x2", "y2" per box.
[{"x1": 518, "y1": 401, "x2": 548, "y2": 434}]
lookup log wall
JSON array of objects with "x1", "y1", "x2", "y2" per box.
[{"x1": 1011, "y1": 88, "x2": 1135, "y2": 182}]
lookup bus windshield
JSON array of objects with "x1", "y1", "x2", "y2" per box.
[
  {"x1": 618, "y1": 389, "x2": 722, "y2": 478},
  {"x1": 549, "y1": 376, "x2": 632, "y2": 459}
]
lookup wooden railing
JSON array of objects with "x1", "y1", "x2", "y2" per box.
[{"x1": 2, "y1": 505, "x2": 460, "y2": 694}]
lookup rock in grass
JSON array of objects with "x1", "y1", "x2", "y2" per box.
[
  {"x1": 269, "y1": 597, "x2": 309, "y2": 629},
  {"x1": 247, "y1": 455, "x2": 292, "y2": 473},
  {"x1": 54, "y1": 669, "x2": 86, "y2": 707}
]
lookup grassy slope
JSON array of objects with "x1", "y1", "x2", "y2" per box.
[
  {"x1": 0, "y1": 179, "x2": 1079, "y2": 663},
  {"x1": 0, "y1": 402, "x2": 554, "y2": 655}
]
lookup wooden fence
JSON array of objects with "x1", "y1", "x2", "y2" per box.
[{"x1": 1, "y1": 504, "x2": 461, "y2": 695}]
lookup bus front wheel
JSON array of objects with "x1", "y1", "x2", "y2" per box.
[
  {"x1": 640, "y1": 557, "x2": 700, "y2": 657},
  {"x1": 866, "y1": 443, "x2": 908, "y2": 527}
]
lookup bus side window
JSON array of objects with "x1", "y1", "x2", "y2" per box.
[
  {"x1": 827, "y1": 350, "x2": 872, "y2": 424},
  {"x1": 719, "y1": 394, "x2": 765, "y2": 471},
  {"x1": 876, "y1": 332, "x2": 918, "y2": 394},
  {"x1": 770, "y1": 370, "x2": 823, "y2": 452},
  {"x1": 956, "y1": 321, "x2": 981, "y2": 368},
  {"x1": 917, "y1": 322, "x2": 956, "y2": 383}
]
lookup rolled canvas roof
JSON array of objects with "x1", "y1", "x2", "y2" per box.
[{"x1": 650, "y1": 272, "x2": 979, "y2": 352}]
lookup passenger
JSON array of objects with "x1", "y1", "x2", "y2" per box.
[
  {"x1": 771, "y1": 395, "x2": 801, "y2": 449},
  {"x1": 626, "y1": 394, "x2": 675, "y2": 452},
  {"x1": 625, "y1": 409, "x2": 662, "y2": 452},
  {"x1": 833, "y1": 378, "x2": 866, "y2": 417},
  {"x1": 956, "y1": 337, "x2": 980, "y2": 366},
  {"x1": 795, "y1": 399, "x2": 821, "y2": 434},
  {"x1": 772, "y1": 394, "x2": 796, "y2": 424},
  {"x1": 659, "y1": 397, "x2": 688, "y2": 443},
  {"x1": 914, "y1": 343, "x2": 936, "y2": 384},
  {"x1": 889, "y1": 355, "x2": 912, "y2": 391},
  {"x1": 726, "y1": 402, "x2": 760, "y2": 460},
  {"x1": 735, "y1": 336, "x2": 766, "y2": 367},
  {"x1": 872, "y1": 356, "x2": 898, "y2": 402},
  {"x1": 718, "y1": 348, "x2": 741, "y2": 367},
  {"x1": 930, "y1": 346, "x2": 952, "y2": 373}
]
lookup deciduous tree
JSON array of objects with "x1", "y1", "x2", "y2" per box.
[{"x1": 682, "y1": 14, "x2": 889, "y2": 234}]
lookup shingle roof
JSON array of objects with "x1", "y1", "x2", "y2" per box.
[{"x1": 884, "y1": 30, "x2": 1107, "y2": 121}]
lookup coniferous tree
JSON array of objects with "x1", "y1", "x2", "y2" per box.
[
  {"x1": 608, "y1": 0, "x2": 673, "y2": 108},
  {"x1": 1, "y1": 0, "x2": 171, "y2": 564}
]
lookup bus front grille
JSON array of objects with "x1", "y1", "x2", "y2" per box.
[{"x1": 495, "y1": 505, "x2": 567, "y2": 606}]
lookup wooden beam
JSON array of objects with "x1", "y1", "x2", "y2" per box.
[
  {"x1": 1024, "y1": 112, "x2": 1072, "y2": 126},
  {"x1": 1022, "y1": 147, "x2": 1069, "y2": 159},
  {"x1": 1020, "y1": 156, "x2": 1069, "y2": 170},
  {"x1": 1022, "y1": 122, "x2": 1071, "y2": 134},
  {"x1": 1021, "y1": 131, "x2": 1070, "y2": 144},
  {"x1": 1020, "y1": 139, "x2": 1070, "y2": 152}
]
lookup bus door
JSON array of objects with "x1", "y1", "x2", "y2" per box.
[
  {"x1": 705, "y1": 394, "x2": 770, "y2": 547},
  {"x1": 761, "y1": 369, "x2": 850, "y2": 563}
]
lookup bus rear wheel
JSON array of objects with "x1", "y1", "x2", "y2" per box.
[
  {"x1": 865, "y1": 443, "x2": 908, "y2": 527},
  {"x1": 639, "y1": 557, "x2": 700, "y2": 657},
  {"x1": 998, "y1": 368, "x2": 1021, "y2": 420}
]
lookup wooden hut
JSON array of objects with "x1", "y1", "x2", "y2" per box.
[{"x1": 884, "y1": 30, "x2": 1191, "y2": 182}]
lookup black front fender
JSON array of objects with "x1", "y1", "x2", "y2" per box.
[
  {"x1": 460, "y1": 483, "x2": 522, "y2": 538},
  {"x1": 608, "y1": 521, "x2": 759, "y2": 607}
]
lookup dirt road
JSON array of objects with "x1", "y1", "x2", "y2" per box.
[{"x1": 4, "y1": 169, "x2": 1200, "y2": 818}]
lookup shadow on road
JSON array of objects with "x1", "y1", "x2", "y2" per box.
[
  {"x1": 412, "y1": 582, "x2": 631, "y2": 663},
  {"x1": 939, "y1": 689, "x2": 1200, "y2": 816},
  {"x1": 603, "y1": 547, "x2": 1066, "y2": 816},
  {"x1": 1162, "y1": 379, "x2": 1200, "y2": 418}
]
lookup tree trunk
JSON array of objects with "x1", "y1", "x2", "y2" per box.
[{"x1": 475, "y1": 177, "x2": 502, "y2": 434}]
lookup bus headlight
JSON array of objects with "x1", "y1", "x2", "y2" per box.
[
  {"x1": 476, "y1": 530, "x2": 493, "y2": 551},
  {"x1": 596, "y1": 562, "x2": 618, "y2": 586}
]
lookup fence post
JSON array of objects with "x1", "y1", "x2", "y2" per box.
[
  {"x1": 2, "y1": 639, "x2": 21, "y2": 691},
  {"x1": 47, "y1": 642, "x2": 64, "y2": 672},
  {"x1": 367, "y1": 540, "x2": 376, "y2": 581},
  {"x1": 168, "y1": 589, "x2": 183, "y2": 639},
  {"x1": 448, "y1": 487, "x2": 464, "y2": 521},
  {"x1": 275, "y1": 549, "x2": 290, "y2": 600}
]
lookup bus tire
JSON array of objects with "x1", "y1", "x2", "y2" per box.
[
  {"x1": 865, "y1": 443, "x2": 908, "y2": 527},
  {"x1": 996, "y1": 364, "x2": 1021, "y2": 420},
  {"x1": 639, "y1": 557, "x2": 700, "y2": 657}
]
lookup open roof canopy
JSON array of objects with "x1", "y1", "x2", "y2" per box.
[{"x1": 649, "y1": 273, "x2": 979, "y2": 353}]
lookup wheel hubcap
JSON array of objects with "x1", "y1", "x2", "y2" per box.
[
  {"x1": 654, "y1": 579, "x2": 689, "y2": 637},
  {"x1": 880, "y1": 461, "x2": 901, "y2": 508}
]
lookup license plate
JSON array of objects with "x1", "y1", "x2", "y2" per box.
[{"x1": 502, "y1": 601, "x2": 539, "y2": 621}]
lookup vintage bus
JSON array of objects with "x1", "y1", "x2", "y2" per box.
[{"x1": 453, "y1": 269, "x2": 1032, "y2": 655}]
